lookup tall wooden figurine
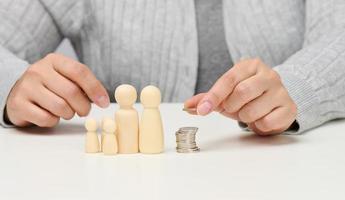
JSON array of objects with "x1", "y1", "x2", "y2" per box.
[
  {"x1": 102, "y1": 119, "x2": 118, "y2": 155},
  {"x1": 139, "y1": 85, "x2": 164, "y2": 154},
  {"x1": 85, "y1": 118, "x2": 100, "y2": 153},
  {"x1": 114, "y1": 84, "x2": 139, "y2": 154}
]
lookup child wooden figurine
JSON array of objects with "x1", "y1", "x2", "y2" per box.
[
  {"x1": 85, "y1": 118, "x2": 100, "y2": 153},
  {"x1": 102, "y1": 119, "x2": 118, "y2": 155},
  {"x1": 101, "y1": 116, "x2": 113, "y2": 151}
]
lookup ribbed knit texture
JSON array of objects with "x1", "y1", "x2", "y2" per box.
[
  {"x1": 0, "y1": 0, "x2": 345, "y2": 134},
  {"x1": 223, "y1": 0, "x2": 345, "y2": 133}
]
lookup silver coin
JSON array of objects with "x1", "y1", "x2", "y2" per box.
[
  {"x1": 178, "y1": 127, "x2": 198, "y2": 133},
  {"x1": 177, "y1": 145, "x2": 197, "y2": 149},
  {"x1": 176, "y1": 148, "x2": 200, "y2": 153}
]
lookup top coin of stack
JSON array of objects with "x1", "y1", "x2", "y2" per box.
[{"x1": 175, "y1": 127, "x2": 200, "y2": 153}]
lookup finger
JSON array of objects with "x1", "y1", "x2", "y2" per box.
[
  {"x1": 247, "y1": 123, "x2": 278, "y2": 136},
  {"x1": 222, "y1": 74, "x2": 270, "y2": 113},
  {"x1": 237, "y1": 89, "x2": 282, "y2": 123},
  {"x1": 47, "y1": 54, "x2": 110, "y2": 108},
  {"x1": 30, "y1": 85, "x2": 75, "y2": 120},
  {"x1": 254, "y1": 106, "x2": 295, "y2": 134},
  {"x1": 23, "y1": 102, "x2": 60, "y2": 127},
  {"x1": 184, "y1": 93, "x2": 206, "y2": 109},
  {"x1": 218, "y1": 109, "x2": 240, "y2": 120},
  {"x1": 5, "y1": 104, "x2": 31, "y2": 127},
  {"x1": 42, "y1": 69, "x2": 91, "y2": 116},
  {"x1": 197, "y1": 59, "x2": 259, "y2": 115},
  {"x1": 184, "y1": 93, "x2": 225, "y2": 115}
]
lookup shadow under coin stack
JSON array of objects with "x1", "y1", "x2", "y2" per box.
[{"x1": 175, "y1": 127, "x2": 200, "y2": 153}]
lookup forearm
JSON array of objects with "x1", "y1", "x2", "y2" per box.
[
  {"x1": 0, "y1": 0, "x2": 64, "y2": 127},
  {"x1": 0, "y1": 46, "x2": 29, "y2": 127},
  {"x1": 270, "y1": 0, "x2": 345, "y2": 134},
  {"x1": 275, "y1": 28, "x2": 345, "y2": 134}
]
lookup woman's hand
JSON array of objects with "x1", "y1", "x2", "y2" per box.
[
  {"x1": 185, "y1": 58, "x2": 297, "y2": 136},
  {"x1": 5, "y1": 53, "x2": 110, "y2": 127}
]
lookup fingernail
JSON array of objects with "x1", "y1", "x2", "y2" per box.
[
  {"x1": 96, "y1": 95, "x2": 110, "y2": 108},
  {"x1": 197, "y1": 101, "x2": 213, "y2": 116}
]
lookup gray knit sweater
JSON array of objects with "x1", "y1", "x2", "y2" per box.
[{"x1": 0, "y1": 0, "x2": 345, "y2": 134}]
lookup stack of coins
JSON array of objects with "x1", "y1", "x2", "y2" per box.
[{"x1": 175, "y1": 127, "x2": 200, "y2": 153}]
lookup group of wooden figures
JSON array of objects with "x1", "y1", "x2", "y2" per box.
[{"x1": 85, "y1": 84, "x2": 164, "y2": 155}]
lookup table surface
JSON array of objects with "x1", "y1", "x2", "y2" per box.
[{"x1": 0, "y1": 103, "x2": 344, "y2": 200}]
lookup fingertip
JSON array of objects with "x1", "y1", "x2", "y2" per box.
[
  {"x1": 197, "y1": 100, "x2": 213, "y2": 116},
  {"x1": 95, "y1": 95, "x2": 110, "y2": 108},
  {"x1": 196, "y1": 91, "x2": 219, "y2": 116},
  {"x1": 184, "y1": 93, "x2": 206, "y2": 109},
  {"x1": 184, "y1": 98, "x2": 194, "y2": 108}
]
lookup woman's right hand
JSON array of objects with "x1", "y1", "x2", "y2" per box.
[{"x1": 5, "y1": 53, "x2": 110, "y2": 127}]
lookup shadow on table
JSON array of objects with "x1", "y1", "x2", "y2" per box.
[
  {"x1": 13, "y1": 123, "x2": 84, "y2": 136},
  {"x1": 201, "y1": 131, "x2": 299, "y2": 152}
]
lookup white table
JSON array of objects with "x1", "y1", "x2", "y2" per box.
[{"x1": 0, "y1": 103, "x2": 344, "y2": 200}]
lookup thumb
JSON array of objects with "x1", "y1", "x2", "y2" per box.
[
  {"x1": 184, "y1": 93, "x2": 206, "y2": 109},
  {"x1": 197, "y1": 88, "x2": 232, "y2": 116},
  {"x1": 196, "y1": 70, "x2": 238, "y2": 116}
]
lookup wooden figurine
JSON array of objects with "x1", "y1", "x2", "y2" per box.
[
  {"x1": 114, "y1": 84, "x2": 139, "y2": 154},
  {"x1": 102, "y1": 119, "x2": 118, "y2": 155},
  {"x1": 101, "y1": 116, "x2": 113, "y2": 151},
  {"x1": 85, "y1": 118, "x2": 100, "y2": 153},
  {"x1": 139, "y1": 85, "x2": 164, "y2": 154}
]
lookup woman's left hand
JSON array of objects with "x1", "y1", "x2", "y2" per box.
[{"x1": 184, "y1": 58, "x2": 297, "y2": 136}]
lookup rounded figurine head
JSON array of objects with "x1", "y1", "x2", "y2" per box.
[
  {"x1": 103, "y1": 119, "x2": 117, "y2": 133},
  {"x1": 85, "y1": 118, "x2": 98, "y2": 132},
  {"x1": 101, "y1": 116, "x2": 113, "y2": 130},
  {"x1": 140, "y1": 85, "x2": 161, "y2": 107},
  {"x1": 114, "y1": 84, "x2": 137, "y2": 106}
]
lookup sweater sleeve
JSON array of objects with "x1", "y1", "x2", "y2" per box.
[
  {"x1": 274, "y1": 0, "x2": 345, "y2": 134},
  {"x1": 0, "y1": 0, "x2": 63, "y2": 127}
]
